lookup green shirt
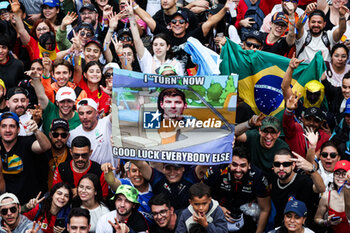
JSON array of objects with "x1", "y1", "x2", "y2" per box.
[
  {"x1": 43, "y1": 101, "x2": 81, "y2": 137},
  {"x1": 245, "y1": 129, "x2": 289, "y2": 182}
]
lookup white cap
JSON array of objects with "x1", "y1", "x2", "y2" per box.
[
  {"x1": 76, "y1": 98, "x2": 98, "y2": 111},
  {"x1": 0, "y1": 193, "x2": 20, "y2": 206},
  {"x1": 56, "y1": 87, "x2": 76, "y2": 102},
  {"x1": 103, "y1": 62, "x2": 120, "y2": 75}
]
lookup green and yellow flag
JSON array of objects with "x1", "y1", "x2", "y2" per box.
[{"x1": 219, "y1": 39, "x2": 326, "y2": 116}]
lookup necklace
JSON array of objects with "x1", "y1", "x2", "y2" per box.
[{"x1": 277, "y1": 173, "x2": 297, "y2": 189}]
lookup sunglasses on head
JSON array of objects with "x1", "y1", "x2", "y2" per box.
[
  {"x1": 1, "y1": 207, "x2": 17, "y2": 215},
  {"x1": 52, "y1": 132, "x2": 68, "y2": 139},
  {"x1": 171, "y1": 19, "x2": 186, "y2": 24},
  {"x1": 119, "y1": 36, "x2": 132, "y2": 42},
  {"x1": 245, "y1": 41, "x2": 261, "y2": 49},
  {"x1": 320, "y1": 152, "x2": 338, "y2": 159},
  {"x1": 72, "y1": 153, "x2": 90, "y2": 159},
  {"x1": 79, "y1": 31, "x2": 93, "y2": 38},
  {"x1": 273, "y1": 161, "x2": 293, "y2": 167}
]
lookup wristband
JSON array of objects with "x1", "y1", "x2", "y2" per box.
[
  {"x1": 245, "y1": 121, "x2": 251, "y2": 129},
  {"x1": 340, "y1": 16, "x2": 346, "y2": 20},
  {"x1": 117, "y1": 54, "x2": 123, "y2": 57},
  {"x1": 42, "y1": 74, "x2": 51, "y2": 79},
  {"x1": 285, "y1": 108, "x2": 293, "y2": 113},
  {"x1": 108, "y1": 28, "x2": 114, "y2": 33}
]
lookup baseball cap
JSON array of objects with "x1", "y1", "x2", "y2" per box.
[
  {"x1": 271, "y1": 12, "x2": 289, "y2": 26},
  {"x1": 79, "y1": 3, "x2": 98, "y2": 13},
  {"x1": 245, "y1": 30, "x2": 263, "y2": 44},
  {"x1": 0, "y1": 193, "x2": 20, "y2": 206},
  {"x1": 334, "y1": 160, "x2": 350, "y2": 172},
  {"x1": 172, "y1": 9, "x2": 189, "y2": 22},
  {"x1": 103, "y1": 62, "x2": 120, "y2": 75},
  {"x1": 208, "y1": 4, "x2": 224, "y2": 15},
  {"x1": 284, "y1": 200, "x2": 307, "y2": 217},
  {"x1": 51, "y1": 118, "x2": 69, "y2": 131},
  {"x1": 0, "y1": 112, "x2": 19, "y2": 124},
  {"x1": 344, "y1": 98, "x2": 350, "y2": 114},
  {"x1": 6, "y1": 87, "x2": 28, "y2": 100},
  {"x1": 77, "y1": 98, "x2": 98, "y2": 111},
  {"x1": 0, "y1": 1, "x2": 9, "y2": 10},
  {"x1": 56, "y1": 87, "x2": 76, "y2": 102},
  {"x1": 42, "y1": 0, "x2": 59, "y2": 8},
  {"x1": 158, "y1": 64, "x2": 177, "y2": 75},
  {"x1": 75, "y1": 22, "x2": 94, "y2": 34},
  {"x1": 303, "y1": 107, "x2": 324, "y2": 121},
  {"x1": 164, "y1": 163, "x2": 183, "y2": 168},
  {"x1": 112, "y1": 185, "x2": 139, "y2": 204},
  {"x1": 84, "y1": 38, "x2": 102, "y2": 50},
  {"x1": 117, "y1": 28, "x2": 132, "y2": 39},
  {"x1": 260, "y1": 116, "x2": 281, "y2": 132}
]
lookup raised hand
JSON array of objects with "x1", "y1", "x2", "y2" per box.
[
  {"x1": 108, "y1": 218, "x2": 130, "y2": 233},
  {"x1": 31, "y1": 104, "x2": 43, "y2": 125},
  {"x1": 111, "y1": 35, "x2": 123, "y2": 55},
  {"x1": 289, "y1": 53, "x2": 304, "y2": 69},
  {"x1": 61, "y1": 12, "x2": 78, "y2": 27},
  {"x1": 25, "y1": 221, "x2": 42, "y2": 233},
  {"x1": 291, "y1": 151, "x2": 313, "y2": 172},
  {"x1": 248, "y1": 113, "x2": 265, "y2": 127},
  {"x1": 9, "y1": 0, "x2": 21, "y2": 14},
  {"x1": 303, "y1": 127, "x2": 319, "y2": 147},
  {"x1": 286, "y1": 91, "x2": 301, "y2": 110},
  {"x1": 26, "y1": 192, "x2": 45, "y2": 210}
]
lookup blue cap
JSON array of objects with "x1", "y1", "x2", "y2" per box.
[
  {"x1": 42, "y1": 0, "x2": 59, "y2": 8},
  {"x1": 344, "y1": 98, "x2": 350, "y2": 114},
  {"x1": 284, "y1": 200, "x2": 307, "y2": 217},
  {"x1": 0, "y1": 112, "x2": 19, "y2": 124}
]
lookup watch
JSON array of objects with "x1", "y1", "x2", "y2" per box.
[{"x1": 309, "y1": 164, "x2": 317, "y2": 174}]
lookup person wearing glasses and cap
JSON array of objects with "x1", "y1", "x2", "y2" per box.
[
  {"x1": 271, "y1": 148, "x2": 325, "y2": 228},
  {"x1": 0, "y1": 112, "x2": 51, "y2": 204},
  {"x1": 47, "y1": 118, "x2": 71, "y2": 190},
  {"x1": 241, "y1": 30, "x2": 263, "y2": 50},
  {"x1": 96, "y1": 185, "x2": 149, "y2": 233},
  {"x1": 53, "y1": 136, "x2": 109, "y2": 199},
  {"x1": 0, "y1": 193, "x2": 43, "y2": 233}
]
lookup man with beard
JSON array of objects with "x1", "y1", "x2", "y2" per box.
[
  {"x1": 295, "y1": 2, "x2": 348, "y2": 62},
  {"x1": 204, "y1": 146, "x2": 271, "y2": 233},
  {"x1": 0, "y1": 112, "x2": 51, "y2": 204},
  {"x1": 282, "y1": 90, "x2": 330, "y2": 158},
  {"x1": 32, "y1": 77, "x2": 81, "y2": 137},
  {"x1": 235, "y1": 115, "x2": 289, "y2": 182},
  {"x1": 96, "y1": 185, "x2": 149, "y2": 233},
  {"x1": 0, "y1": 193, "x2": 43, "y2": 232},
  {"x1": 47, "y1": 118, "x2": 71, "y2": 190},
  {"x1": 52, "y1": 136, "x2": 109, "y2": 198},
  {"x1": 68, "y1": 98, "x2": 114, "y2": 167},
  {"x1": 271, "y1": 148, "x2": 325, "y2": 227}
]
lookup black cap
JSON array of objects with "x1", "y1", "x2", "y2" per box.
[
  {"x1": 245, "y1": 30, "x2": 263, "y2": 44},
  {"x1": 172, "y1": 9, "x2": 189, "y2": 22},
  {"x1": 6, "y1": 87, "x2": 28, "y2": 100},
  {"x1": 75, "y1": 22, "x2": 94, "y2": 33},
  {"x1": 117, "y1": 28, "x2": 132, "y2": 38},
  {"x1": 84, "y1": 38, "x2": 102, "y2": 50},
  {"x1": 79, "y1": 3, "x2": 97, "y2": 13},
  {"x1": 303, "y1": 107, "x2": 325, "y2": 121},
  {"x1": 51, "y1": 118, "x2": 69, "y2": 131}
]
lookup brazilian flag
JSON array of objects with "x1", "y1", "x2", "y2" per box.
[{"x1": 219, "y1": 39, "x2": 326, "y2": 116}]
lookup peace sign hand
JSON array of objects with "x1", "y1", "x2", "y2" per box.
[{"x1": 25, "y1": 192, "x2": 45, "y2": 210}]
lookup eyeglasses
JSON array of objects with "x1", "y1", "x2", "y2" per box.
[
  {"x1": 36, "y1": 27, "x2": 49, "y2": 32},
  {"x1": 72, "y1": 153, "x2": 90, "y2": 159},
  {"x1": 118, "y1": 36, "x2": 132, "y2": 42},
  {"x1": 261, "y1": 129, "x2": 277, "y2": 135},
  {"x1": 79, "y1": 31, "x2": 93, "y2": 38},
  {"x1": 245, "y1": 41, "x2": 261, "y2": 49},
  {"x1": 274, "y1": 23, "x2": 287, "y2": 29},
  {"x1": 273, "y1": 162, "x2": 293, "y2": 167},
  {"x1": 105, "y1": 72, "x2": 113, "y2": 78},
  {"x1": 334, "y1": 170, "x2": 347, "y2": 177},
  {"x1": 151, "y1": 209, "x2": 169, "y2": 217},
  {"x1": 52, "y1": 132, "x2": 68, "y2": 139},
  {"x1": 171, "y1": 19, "x2": 186, "y2": 24},
  {"x1": 1, "y1": 207, "x2": 17, "y2": 215},
  {"x1": 320, "y1": 152, "x2": 338, "y2": 159}
]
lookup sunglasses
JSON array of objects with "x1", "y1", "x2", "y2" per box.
[
  {"x1": 119, "y1": 36, "x2": 132, "y2": 42},
  {"x1": 245, "y1": 41, "x2": 261, "y2": 49},
  {"x1": 320, "y1": 152, "x2": 338, "y2": 159},
  {"x1": 72, "y1": 153, "x2": 90, "y2": 159},
  {"x1": 1, "y1": 207, "x2": 17, "y2": 215},
  {"x1": 273, "y1": 162, "x2": 293, "y2": 167},
  {"x1": 262, "y1": 129, "x2": 277, "y2": 135},
  {"x1": 105, "y1": 72, "x2": 113, "y2": 78},
  {"x1": 79, "y1": 31, "x2": 93, "y2": 38},
  {"x1": 52, "y1": 132, "x2": 68, "y2": 139},
  {"x1": 171, "y1": 19, "x2": 186, "y2": 24}
]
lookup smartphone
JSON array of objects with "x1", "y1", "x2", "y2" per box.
[
  {"x1": 55, "y1": 218, "x2": 65, "y2": 228},
  {"x1": 331, "y1": 216, "x2": 341, "y2": 221}
]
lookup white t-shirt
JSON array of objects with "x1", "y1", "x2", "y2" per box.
[
  {"x1": 138, "y1": 48, "x2": 184, "y2": 76},
  {"x1": 296, "y1": 29, "x2": 336, "y2": 62},
  {"x1": 326, "y1": 64, "x2": 350, "y2": 87},
  {"x1": 68, "y1": 115, "x2": 115, "y2": 167},
  {"x1": 83, "y1": 204, "x2": 110, "y2": 233}
]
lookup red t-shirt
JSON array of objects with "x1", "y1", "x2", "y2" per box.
[
  {"x1": 25, "y1": 36, "x2": 60, "y2": 61},
  {"x1": 24, "y1": 204, "x2": 57, "y2": 233}
]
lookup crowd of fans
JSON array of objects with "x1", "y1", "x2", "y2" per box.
[{"x1": 1, "y1": 0, "x2": 350, "y2": 232}]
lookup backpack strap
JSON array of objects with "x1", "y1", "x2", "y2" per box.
[
  {"x1": 297, "y1": 30, "x2": 312, "y2": 57},
  {"x1": 325, "y1": 61, "x2": 332, "y2": 78}
]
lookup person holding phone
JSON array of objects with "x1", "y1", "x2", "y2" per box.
[
  {"x1": 23, "y1": 182, "x2": 73, "y2": 233},
  {"x1": 314, "y1": 160, "x2": 350, "y2": 232}
]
